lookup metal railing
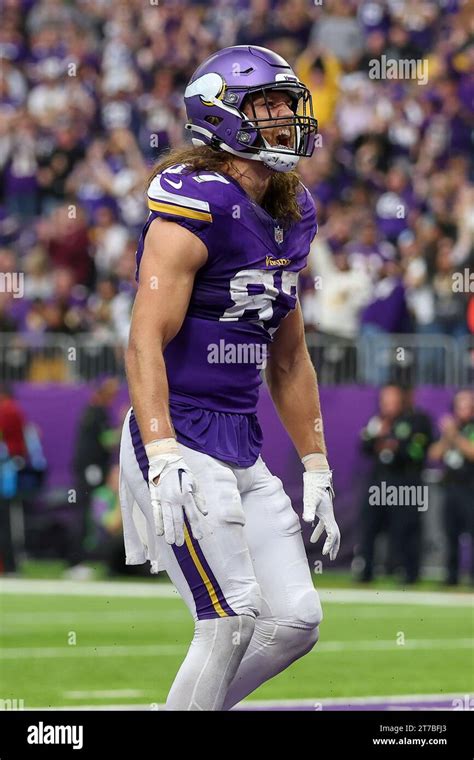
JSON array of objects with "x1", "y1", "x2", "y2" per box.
[
  {"x1": 0, "y1": 334, "x2": 126, "y2": 383},
  {"x1": 304, "y1": 332, "x2": 471, "y2": 386},
  {"x1": 0, "y1": 332, "x2": 471, "y2": 385}
]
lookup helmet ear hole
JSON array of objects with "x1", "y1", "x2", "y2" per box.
[{"x1": 205, "y1": 116, "x2": 223, "y2": 126}]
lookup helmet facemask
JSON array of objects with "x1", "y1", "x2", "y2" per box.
[{"x1": 233, "y1": 83, "x2": 318, "y2": 172}]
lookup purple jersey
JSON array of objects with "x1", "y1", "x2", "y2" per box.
[{"x1": 134, "y1": 163, "x2": 317, "y2": 465}]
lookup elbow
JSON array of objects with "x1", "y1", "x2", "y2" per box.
[
  {"x1": 125, "y1": 333, "x2": 166, "y2": 378},
  {"x1": 124, "y1": 339, "x2": 142, "y2": 380},
  {"x1": 267, "y1": 348, "x2": 310, "y2": 383},
  {"x1": 265, "y1": 360, "x2": 288, "y2": 391},
  {"x1": 265, "y1": 355, "x2": 298, "y2": 393}
]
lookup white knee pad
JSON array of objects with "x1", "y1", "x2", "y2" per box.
[
  {"x1": 251, "y1": 617, "x2": 319, "y2": 665},
  {"x1": 292, "y1": 587, "x2": 323, "y2": 630}
]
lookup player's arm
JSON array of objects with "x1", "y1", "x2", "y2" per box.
[
  {"x1": 266, "y1": 300, "x2": 325, "y2": 458},
  {"x1": 125, "y1": 218, "x2": 208, "y2": 546},
  {"x1": 126, "y1": 217, "x2": 207, "y2": 445},
  {"x1": 266, "y1": 301, "x2": 340, "y2": 559}
]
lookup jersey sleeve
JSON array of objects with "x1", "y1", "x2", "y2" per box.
[
  {"x1": 299, "y1": 182, "x2": 318, "y2": 243},
  {"x1": 134, "y1": 165, "x2": 233, "y2": 282},
  {"x1": 146, "y1": 165, "x2": 217, "y2": 249}
]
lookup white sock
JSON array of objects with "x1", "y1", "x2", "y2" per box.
[{"x1": 166, "y1": 615, "x2": 255, "y2": 711}]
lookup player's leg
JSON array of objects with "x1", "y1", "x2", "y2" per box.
[
  {"x1": 120, "y1": 412, "x2": 260, "y2": 710},
  {"x1": 222, "y1": 456, "x2": 322, "y2": 710}
]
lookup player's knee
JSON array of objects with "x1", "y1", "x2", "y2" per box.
[
  {"x1": 292, "y1": 587, "x2": 323, "y2": 631},
  {"x1": 227, "y1": 579, "x2": 262, "y2": 620}
]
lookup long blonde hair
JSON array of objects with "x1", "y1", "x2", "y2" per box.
[{"x1": 149, "y1": 145, "x2": 302, "y2": 224}]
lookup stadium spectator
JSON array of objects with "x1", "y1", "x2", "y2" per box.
[
  {"x1": 429, "y1": 389, "x2": 474, "y2": 586},
  {"x1": 0, "y1": 383, "x2": 26, "y2": 459},
  {"x1": 89, "y1": 205, "x2": 129, "y2": 277},
  {"x1": 37, "y1": 204, "x2": 93, "y2": 286},
  {"x1": 0, "y1": 384, "x2": 26, "y2": 574},
  {"x1": 87, "y1": 274, "x2": 133, "y2": 347},
  {"x1": 303, "y1": 235, "x2": 372, "y2": 339},
  {"x1": 357, "y1": 384, "x2": 434, "y2": 583},
  {"x1": 23, "y1": 246, "x2": 54, "y2": 300},
  {"x1": 67, "y1": 376, "x2": 120, "y2": 577},
  {"x1": 310, "y1": 0, "x2": 364, "y2": 66},
  {"x1": 89, "y1": 463, "x2": 123, "y2": 569}
]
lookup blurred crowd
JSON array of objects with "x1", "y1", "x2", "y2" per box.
[{"x1": 0, "y1": 0, "x2": 473, "y2": 347}]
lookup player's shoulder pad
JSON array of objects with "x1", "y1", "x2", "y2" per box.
[{"x1": 147, "y1": 163, "x2": 233, "y2": 224}]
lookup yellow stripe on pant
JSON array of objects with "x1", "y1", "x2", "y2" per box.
[{"x1": 183, "y1": 525, "x2": 228, "y2": 618}]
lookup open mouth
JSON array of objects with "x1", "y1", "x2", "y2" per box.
[{"x1": 272, "y1": 127, "x2": 292, "y2": 148}]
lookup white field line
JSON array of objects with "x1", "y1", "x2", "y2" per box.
[
  {"x1": 63, "y1": 689, "x2": 145, "y2": 699},
  {"x1": 1, "y1": 578, "x2": 473, "y2": 607},
  {"x1": 0, "y1": 579, "x2": 179, "y2": 599},
  {"x1": 1, "y1": 611, "x2": 189, "y2": 627},
  {"x1": 26, "y1": 693, "x2": 472, "y2": 711},
  {"x1": 1, "y1": 638, "x2": 473, "y2": 660},
  {"x1": 0, "y1": 605, "x2": 462, "y2": 632},
  {"x1": 236, "y1": 693, "x2": 472, "y2": 708}
]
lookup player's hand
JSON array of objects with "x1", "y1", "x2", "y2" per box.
[
  {"x1": 146, "y1": 446, "x2": 207, "y2": 546},
  {"x1": 302, "y1": 462, "x2": 340, "y2": 561}
]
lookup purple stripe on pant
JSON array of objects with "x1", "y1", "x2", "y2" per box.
[{"x1": 128, "y1": 410, "x2": 236, "y2": 620}]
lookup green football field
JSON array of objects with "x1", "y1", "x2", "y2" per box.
[{"x1": 1, "y1": 578, "x2": 473, "y2": 710}]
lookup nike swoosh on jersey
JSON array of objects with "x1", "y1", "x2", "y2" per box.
[{"x1": 163, "y1": 177, "x2": 183, "y2": 190}]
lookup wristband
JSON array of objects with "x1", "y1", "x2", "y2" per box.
[
  {"x1": 145, "y1": 438, "x2": 179, "y2": 459},
  {"x1": 302, "y1": 452, "x2": 330, "y2": 471}
]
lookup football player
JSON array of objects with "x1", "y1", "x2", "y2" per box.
[{"x1": 119, "y1": 45, "x2": 340, "y2": 710}]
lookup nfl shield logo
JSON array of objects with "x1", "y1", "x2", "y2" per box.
[{"x1": 274, "y1": 226, "x2": 284, "y2": 244}]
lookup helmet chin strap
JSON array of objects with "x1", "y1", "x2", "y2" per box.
[
  {"x1": 259, "y1": 137, "x2": 300, "y2": 172},
  {"x1": 216, "y1": 138, "x2": 300, "y2": 173}
]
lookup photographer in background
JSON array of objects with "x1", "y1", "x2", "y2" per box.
[
  {"x1": 0, "y1": 385, "x2": 25, "y2": 574},
  {"x1": 0, "y1": 385, "x2": 46, "y2": 573},
  {"x1": 357, "y1": 384, "x2": 433, "y2": 584},
  {"x1": 429, "y1": 390, "x2": 474, "y2": 586},
  {"x1": 67, "y1": 377, "x2": 120, "y2": 578}
]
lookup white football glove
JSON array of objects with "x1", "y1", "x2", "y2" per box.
[
  {"x1": 145, "y1": 439, "x2": 207, "y2": 547},
  {"x1": 302, "y1": 454, "x2": 341, "y2": 561}
]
